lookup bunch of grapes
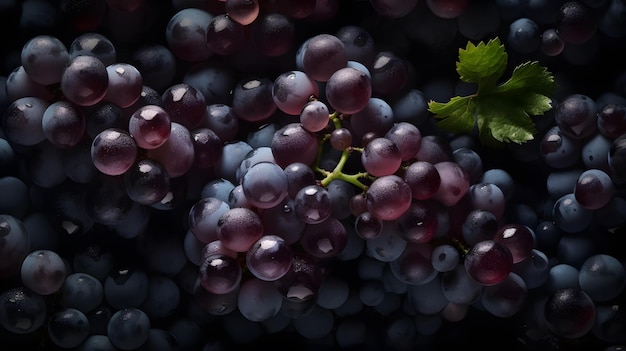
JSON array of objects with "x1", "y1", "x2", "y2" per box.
[{"x1": 1, "y1": 0, "x2": 626, "y2": 350}]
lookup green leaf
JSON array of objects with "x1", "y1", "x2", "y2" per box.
[
  {"x1": 428, "y1": 37, "x2": 557, "y2": 147},
  {"x1": 456, "y1": 37, "x2": 507, "y2": 91}
]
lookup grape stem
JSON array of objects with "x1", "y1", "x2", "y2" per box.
[{"x1": 313, "y1": 112, "x2": 370, "y2": 191}]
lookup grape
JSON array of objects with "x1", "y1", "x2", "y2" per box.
[
  {"x1": 389, "y1": 242, "x2": 438, "y2": 285},
  {"x1": 441, "y1": 264, "x2": 483, "y2": 305},
  {"x1": 597, "y1": 104, "x2": 626, "y2": 139},
  {"x1": 261, "y1": 199, "x2": 306, "y2": 245},
  {"x1": 20, "y1": 249, "x2": 67, "y2": 295},
  {"x1": 366, "y1": 175, "x2": 412, "y2": 221},
  {"x1": 241, "y1": 161, "x2": 289, "y2": 209},
  {"x1": 42, "y1": 100, "x2": 86, "y2": 149},
  {"x1": 555, "y1": 93, "x2": 598, "y2": 140},
  {"x1": 361, "y1": 137, "x2": 402, "y2": 177},
  {"x1": 464, "y1": 240, "x2": 513, "y2": 286},
  {"x1": 237, "y1": 278, "x2": 283, "y2": 322},
  {"x1": 544, "y1": 288, "x2": 596, "y2": 339},
  {"x1": 296, "y1": 34, "x2": 347, "y2": 82},
  {"x1": 272, "y1": 71, "x2": 319, "y2": 116},
  {"x1": 250, "y1": 12, "x2": 295, "y2": 57},
  {"x1": 468, "y1": 183, "x2": 506, "y2": 220},
  {"x1": 189, "y1": 197, "x2": 230, "y2": 244},
  {"x1": 557, "y1": 1, "x2": 598, "y2": 44},
  {"x1": 69, "y1": 32, "x2": 117, "y2": 66},
  {"x1": 283, "y1": 162, "x2": 317, "y2": 199},
  {"x1": 59, "y1": 273, "x2": 104, "y2": 314},
  {"x1": 493, "y1": 223, "x2": 534, "y2": 264},
  {"x1": 578, "y1": 254, "x2": 626, "y2": 302},
  {"x1": 246, "y1": 235, "x2": 293, "y2": 281},
  {"x1": 161, "y1": 83, "x2": 207, "y2": 130},
  {"x1": 104, "y1": 63, "x2": 143, "y2": 108},
  {"x1": 325, "y1": 67, "x2": 372, "y2": 115},
  {"x1": 541, "y1": 28, "x2": 565, "y2": 56},
  {"x1": 199, "y1": 251, "x2": 242, "y2": 295},
  {"x1": 370, "y1": 51, "x2": 410, "y2": 97},
  {"x1": 165, "y1": 8, "x2": 214, "y2": 62},
  {"x1": 573, "y1": 168, "x2": 615, "y2": 210},
  {"x1": 271, "y1": 123, "x2": 318, "y2": 167},
  {"x1": 299, "y1": 100, "x2": 329, "y2": 133},
  {"x1": 335, "y1": 25, "x2": 376, "y2": 68},
  {"x1": 540, "y1": 126, "x2": 581, "y2": 169},
  {"x1": 552, "y1": 193, "x2": 594, "y2": 233},
  {"x1": 128, "y1": 105, "x2": 171, "y2": 150},
  {"x1": 91, "y1": 128, "x2": 138, "y2": 176},
  {"x1": 225, "y1": 0, "x2": 260, "y2": 25},
  {"x1": 104, "y1": 266, "x2": 149, "y2": 309},
  {"x1": 0, "y1": 286, "x2": 47, "y2": 334},
  {"x1": 48, "y1": 308, "x2": 90, "y2": 349},
  {"x1": 20, "y1": 35, "x2": 69, "y2": 85},
  {"x1": 432, "y1": 161, "x2": 470, "y2": 207},
  {"x1": 507, "y1": 17, "x2": 541, "y2": 54},
  {"x1": 481, "y1": 272, "x2": 528, "y2": 318},
  {"x1": 431, "y1": 244, "x2": 460, "y2": 272},
  {"x1": 217, "y1": 207, "x2": 263, "y2": 252},
  {"x1": 107, "y1": 308, "x2": 151, "y2": 350},
  {"x1": 146, "y1": 122, "x2": 195, "y2": 178},
  {"x1": 329, "y1": 127, "x2": 352, "y2": 151},
  {"x1": 124, "y1": 158, "x2": 170, "y2": 205},
  {"x1": 232, "y1": 77, "x2": 276, "y2": 123},
  {"x1": 4, "y1": 65, "x2": 53, "y2": 102},
  {"x1": 396, "y1": 201, "x2": 438, "y2": 244},
  {"x1": 2, "y1": 96, "x2": 48, "y2": 146},
  {"x1": 300, "y1": 217, "x2": 348, "y2": 259},
  {"x1": 205, "y1": 14, "x2": 246, "y2": 56},
  {"x1": 274, "y1": 253, "x2": 323, "y2": 301},
  {"x1": 294, "y1": 184, "x2": 332, "y2": 224},
  {"x1": 355, "y1": 211, "x2": 383, "y2": 239},
  {"x1": 350, "y1": 97, "x2": 395, "y2": 142},
  {"x1": 61, "y1": 55, "x2": 109, "y2": 107}
]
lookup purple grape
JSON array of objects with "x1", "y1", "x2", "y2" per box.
[
  {"x1": 91, "y1": 128, "x2": 138, "y2": 176},
  {"x1": 225, "y1": 0, "x2": 260, "y2": 25},
  {"x1": 146, "y1": 122, "x2": 195, "y2": 178},
  {"x1": 294, "y1": 184, "x2": 332, "y2": 224},
  {"x1": 161, "y1": 83, "x2": 207, "y2": 130},
  {"x1": 2, "y1": 96, "x2": 48, "y2": 146},
  {"x1": 299, "y1": 217, "x2": 348, "y2": 259},
  {"x1": 217, "y1": 207, "x2": 264, "y2": 252},
  {"x1": 124, "y1": 158, "x2": 171, "y2": 205},
  {"x1": 20, "y1": 35, "x2": 69, "y2": 85},
  {"x1": 464, "y1": 240, "x2": 513, "y2": 286},
  {"x1": 199, "y1": 251, "x2": 242, "y2": 295},
  {"x1": 128, "y1": 104, "x2": 172, "y2": 150},
  {"x1": 271, "y1": 123, "x2": 319, "y2": 168},
  {"x1": 205, "y1": 13, "x2": 246, "y2": 56},
  {"x1": 42, "y1": 100, "x2": 86, "y2": 149},
  {"x1": 325, "y1": 67, "x2": 372, "y2": 115},
  {"x1": 246, "y1": 235, "x2": 293, "y2": 281},
  {"x1": 366, "y1": 175, "x2": 412, "y2": 221},
  {"x1": 493, "y1": 224, "x2": 535, "y2": 264},
  {"x1": 272, "y1": 71, "x2": 319, "y2": 116},
  {"x1": 61, "y1": 55, "x2": 109, "y2": 107},
  {"x1": 361, "y1": 137, "x2": 402, "y2": 177}
]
